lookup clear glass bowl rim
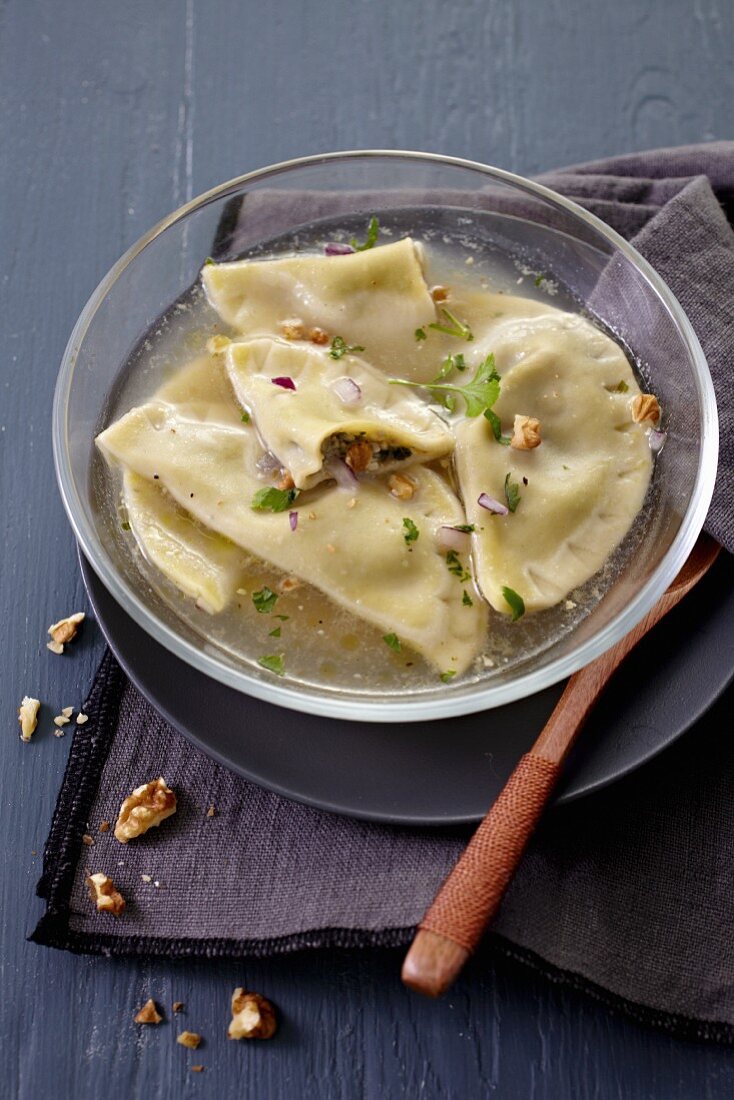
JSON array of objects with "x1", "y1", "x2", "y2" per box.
[{"x1": 52, "y1": 149, "x2": 719, "y2": 722}]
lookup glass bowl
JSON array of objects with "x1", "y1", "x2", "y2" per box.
[{"x1": 53, "y1": 151, "x2": 718, "y2": 722}]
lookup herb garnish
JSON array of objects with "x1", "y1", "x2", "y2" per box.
[
  {"x1": 252, "y1": 586, "x2": 278, "y2": 614},
  {"x1": 390, "y1": 352, "x2": 500, "y2": 418},
  {"x1": 446, "y1": 550, "x2": 471, "y2": 582},
  {"x1": 501, "y1": 586, "x2": 525, "y2": 621},
  {"x1": 329, "y1": 336, "x2": 365, "y2": 360},
  {"x1": 351, "y1": 216, "x2": 379, "y2": 252},
  {"x1": 484, "y1": 407, "x2": 511, "y2": 445},
  {"x1": 429, "y1": 307, "x2": 474, "y2": 342},
  {"x1": 251, "y1": 487, "x2": 298, "y2": 513},
  {"x1": 452, "y1": 524, "x2": 476, "y2": 533},
  {"x1": 258, "y1": 654, "x2": 285, "y2": 675},
  {"x1": 383, "y1": 633, "x2": 402, "y2": 652},
  {"x1": 402, "y1": 517, "x2": 419, "y2": 545},
  {"x1": 462, "y1": 590, "x2": 473, "y2": 607},
  {"x1": 240, "y1": 410, "x2": 251, "y2": 423},
  {"x1": 274, "y1": 614, "x2": 290, "y2": 621},
  {"x1": 414, "y1": 328, "x2": 427, "y2": 341},
  {"x1": 614, "y1": 380, "x2": 629, "y2": 393},
  {"x1": 204, "y1": 256, "x2": 216, "y2": 266},
  {"x1": 269, "y1": 627, "x2": 282, "y2": 638},
  {"x1": 533, "y1": 274, "x2": 544, "y2": 287},
  {"x1": 440, "y1": 670, "x2": 457, "y2": 683},
  {"x1": 504, "y1": 473, "x2": 521, "y2": 513},
  {"x1": 121, "y1": 521, "x2": 131, "y2": 531}
]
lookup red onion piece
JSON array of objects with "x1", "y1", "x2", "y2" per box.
[
  {"x1": 326, "y1": 457, "x2": 358, "y2": 489},
  {"x1": 478, "y1": 492, "x2": 509, "y2": 516},
  {"x1": 649, "y1": 428, "x2": 667, "y2": 453},
  {"x1": 436, "y1": 525, "x2": 471, "y2": 552},
  {"x1": 289, "y1": 510, "x2": 298, "y2": 531},
  {"x1": 330, "y1": 376, "x2": 362, "y2": 406},
  {"x1": 272, "y1": 376, "x2": 296, "y2": 390},
  {"x1": 256, "y1": 451, "x2": 282, "y2": 476},
  {"x1": 324, "y1": 242, "x2": 355, "y2": 256}
]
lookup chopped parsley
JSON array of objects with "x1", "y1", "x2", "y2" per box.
[
  {"x1": 504, "y1": 473, "x2": 521, "y2": 513},
  {"x1": 390, "y1": 352, "x2": 500, "y2": 418},
  {"x1": 462, "y1": 590, "x2": 473, "y2": 607},
  {"x1": 614, "y1": 380, "x2": 629, "y2": 393},
  {"x1": 268, "y1": 626, "x2": 282, "y2": 638},
  {"x1": 329, "y1": 335, "x2": 365, "y2": 360},
  {"x1": 452, "y1": 524, "x2": 476, "y2": 533},
  {"x1": 383, "y1": 633, "x2": 402, "y2": 652},
  {"x1": 414, "y1": 327, "x2": 427, "y2": 341},
  {"x1": 533, "y1": 274, "x2": 544, "y2": 287},
  {"x1": 258, "y1": 653, "x2": 285, "y2": 676},
  {"x1": 402, "y1": 517, "x2": 419, "y2": 545},
  {"x1": 429, "y1": 307, "x2": 474, "y2": 342},
  {"x1": 446, "y1": 550, "x2": 471, "y2": 583},
  {"x1": 240, "y1": 410, "x2": 251, "y2": 423},
  {"x1": 204, "y1": 256, "x2": 216, "y2": 266},
  {"x1": 251, "y1": 487, "x2": 298, "y2": 513},
  {"x1": 274, "y1": 614, "x2": 290, "y2": 621},
  {"x1": 484, "y1": 407, "x2": 511, "y2": 445},
  {"x1": 351, "y1": 216, "x2": 379, "y2": 252},
  {"x1": 252, "y1": 586, "x2": 278, "y2": 614},
  {"x1": 501, "y1": 586, "x2": 525, "y2": 621},
  {"x1": 440, "y1": 670, "x2": 457, "y2": 683},
  {"x1": 120, "y1": 521, "x2": 131, "y2": 531}
]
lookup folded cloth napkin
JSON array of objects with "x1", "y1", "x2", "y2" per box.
[{"x1": 33, "y1": 145, "x2": 734, "y2": 1043}]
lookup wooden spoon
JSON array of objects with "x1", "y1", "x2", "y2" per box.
[{"x1": 402, "y1": 533, "x2": 721, "y2": 998}]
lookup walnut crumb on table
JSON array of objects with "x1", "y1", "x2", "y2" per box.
[
  {"x1": 46, "y1": 611, "x2": 85, "y2": 653},
  {"x1": 17, "y1": 696, "x2": 40, "y2": 742},
  {"x1": 206, "y1": 805, "x2": 215, "y2": 818},
  {"x1": 134, "y1": 999, "x2": 163, "y2": 1025},
  {"x1": 87, "y1": 872, "x2": 125, "y2": 916},
  {"x1": 228, "y1": 990, "x2": 278, "y2": 1040},
  {"x1": 190, "y1": 1066, "x2": 204, "y2": 1073},
  {"x1": 177, "y1": 1031, "x2": 202, "y2": 1049},
  {"x1": 114, "y1": 777, "x2": 177, "y2": 842},
  {"x1": 173, "y1": 1002, "x2": 185, "y2": 1014}
]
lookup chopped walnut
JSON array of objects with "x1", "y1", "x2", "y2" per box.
[
  {"x1": 134, "y1": 999, "x2": 162, "y2": 1024},
  {"x1": 82, "y1": 834, "x2": 94, "y2": 846},
  {"x1": 388, "y1": 473, "x2": 416, "y2": 501},
  {"x1": 87, "y1": 872, "x2": 125, "y2": 916},
  {"x1": 46, "y1": 640, "x2": 64, "y2": 655},
  {"x1": 18, "y1": 696, "x2": 40, "y2": 742},
  {"x1": 430, "y1": 285, "x2": 449, "y2": 302},
  {"x1": 279, "y1": 318, "x2": 305, "y2": 341},
  {"x1": 206, "y1": 334, "x2": 231, "y2": 355},
  {"x1": 309, "y1": 326, "x2": 329, "y2": 346},
  {"x1": 228, "y1": 990, "x2": 277, "y2": 1040},
  {"x1": 99, "y1": 820, "x2": 110, "y2": 833},
  {"x1": 114, "y1": 777, "x2": 177, "y2": 843},
  {"x1": 191, "y1": 1066, "x2": 204, "y2": 1073},
  {"x1": 277, "y1": 471, "x2": 295, "y2": 491},
  {"x1": 278, "y1": 576, "x2": 302, "y2": 594},
  {"x1": 177, "y1": 1031, "x2": 202, "y2": 1049},
  {"x1": 47, "y1": 611, "x2": 85, "y2": 648},
  {"x1": 173, "y1": 1001, "x2": 185, "y2": 1014},
  {"x1": 76, "y1": 712, "x2": 89, "y2": 725},
  {"x1": 631, "y1": 393, "x2": 661, "y2": 424},
  {"x1": 345, "y1": 440, "x2": 373, "y2": 473},
  {"x1": 206, "y1": 806, "x2": 215, "y2": 818},
  {"x1": 53, "y1": 714, "x2": 70, "y2": 728},
  {"x1": 510, "y1": 414, "x2": 542, "y2": 450}
]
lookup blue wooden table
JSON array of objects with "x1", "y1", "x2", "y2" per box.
[{"x1": 2, "y1": 1, "x2": 733, "y2": 1095}]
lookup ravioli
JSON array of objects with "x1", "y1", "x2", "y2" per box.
[
  {"x1": 225, "y1": 337, "x2": 454, "y2": 488},
  {"x1": 454, "y1": 316, "x2": 653, "y2": 614},
  {"x1": 123, "y1": 470, "x2": 246, "y2": 613},
  {"x1": 202, "y1": 237, "x2": 439, "y2": 378},
  {"x1": 97, "y1": 404, "x2": 486, "y2": 674}
]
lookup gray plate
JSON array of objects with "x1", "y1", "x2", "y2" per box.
[{"x1": 80, "y1": 549, "x2": 734, "y2": 825}]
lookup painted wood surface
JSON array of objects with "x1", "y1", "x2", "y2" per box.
[{"x1": 1, "y1": 0, "x2": 733, "y2": 1096}]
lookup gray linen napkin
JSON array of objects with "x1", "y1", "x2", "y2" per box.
[{"x1": 34, "y1": 145, "x2": 734, "y2": 1042}]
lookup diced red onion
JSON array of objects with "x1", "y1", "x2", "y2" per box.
[
  {"x1": 256, "y1": 451, "x2": 282, "y2": 476},
  {"x1": 272, "y1": 376, "x2": 296, "y2": 390},
  {"x1": 330, "y1": 376, "x2": 362, "y2": 406},
  {"x1": 436, "y1": 525, "x2": 470, "y2": 552},
  {"x1": 324, "y1": 242, "x2": 355, "y2": 256},
  {"x1": 649, "y1": 428, "x2": 667, "y2": 453},
  {"x1": 326, "y1": 457, "x2": 358, "y2": 489},
  {"x1": 289, "y1": 510, "x2": 298, "y2": 531},
  {"x1": 478, "y1": 492, "x2": 509, "y2": 516}
]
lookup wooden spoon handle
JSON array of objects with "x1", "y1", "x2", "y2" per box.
[{"x1": 401, "y1": 752, "x2": 560, "y2": 996}]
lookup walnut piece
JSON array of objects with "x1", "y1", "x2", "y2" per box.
[
  {"x1": 99, "y1": 820, "x2": 110, "y2": 833},
  {"x1": 87, "y1": 872, "x2": 125, "y2": 916},
  {"x1": 388, "y1": 473, "x2": 416, "y2": 501},
  {"x1": 345, "y1": 440, "x2": 373, "y2": 473},
  {"x1": 114, "y1": 777, "x2": 177, "y2": 843},
  {"x1": 228, "y1": 989, "x2": 277, "y2": 1040},
  {"x1": 173, "y1": 1001, "x2": 185, "y2": 1013},
  {"x1": 309, "y1": 326, "x2": 329, "y2": 346},
  {"x1": 177, "y1": 1031, "x2": 202, "y2": 1049},
  {"x1": 430, "y1": 284, "x2": 449, "y2": 302},
  {"x1": 206, "y1": 334, "x2": 231, "y2": 355},
  {"x1": 277, "y1": 471, "x2": 295, "y2": 491},
  {"x1": 278, "y1": 576, "x2": 302, "y2": 594},
  {"x1": 18, "y1": 696, "x2": 40, "y2": 742},
  {"x1": 191, "y1": 1066, "x2": 204, "y2": 1073},
  {"x1": 134, "y1": 999, "x2": 163, "y2": 1024},
  {"x1": 279, "y1": 318, "x2": 305, "y2": 341},
  {"x1": 631, "y1": 393, "x2": 661, "y2": 424},
  {"x1": 510, "y1": 414, "x2": 542, "y2": 450},
  {"x1": 47, "y1": 611, "x2": 85, "y2": 649}
]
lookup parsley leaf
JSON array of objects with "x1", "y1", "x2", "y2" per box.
[
  {"x1": 240, "y1": 410, "x2": 251, "y2": 423},
  {"x1": 504, "y1": 473, "x2": 521, "y2": 513},
  {"x1": 484, "y1": 407, "x2": 511, "y2": 445},
  {"x1": 351, "y1": 216, "x2": 379, "y2": 252},
  {"x1": 204, "y1": 256, "x2": 216, "y2": 266},
  {"x1": 329, "y1": 335, "x2": 365, "y2": 360},
  {"x1": 402, "y1": 517, "x2": 419, "y2": 545},
  {"x1": 390, "y1": 352, "x2": 500, "y2": 418},
  {"x1": 533, "y1": 274, "x2": 544, "y2": 287},
  {"x1": 268, "y1": 626, "x2": 282, "y2": 638},
  {"x1": 429, "y1": 307, "x2": 474, "y2": 342},
  {"x1": 446, "y1": 550, "x2": 470, "y2": 582},
  {"x1": 383, "y1": 633, "x2": 402, "y2": 652},
  {"x1": 501, "y1": 586, "x2": 525, "y2": 621},
  {"x1": 452, "y1": 524, "x2": 475, "y2": 533},
  {"x1": 251, "y1": 487, "x2": 298, "y2": 513},
  {"x1": 440, "y1": 670, "x2": 457, "y2": 683},
  {"x1": 120, "y1": 521, "x2": 131, "y2": 531},
  {"x1": 258, "y1": 654, "x2": 285, "y2": 675},
  {"x1": 462, "y1": 589, "x2": 473, "y2": 607},
  {"x1": 414, "y1": 327, "x2": 427, "y2": 341},
  {"x1": 252, "y1": 586, "x2": 278, "y2": 614},
  {"x1": 614, "y1": 380, "x2": 629, "y2": 393}
]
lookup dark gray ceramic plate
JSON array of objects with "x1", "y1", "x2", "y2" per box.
[{"x1": 81, "y1": 549, "x2": 734, "y2": 825}]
